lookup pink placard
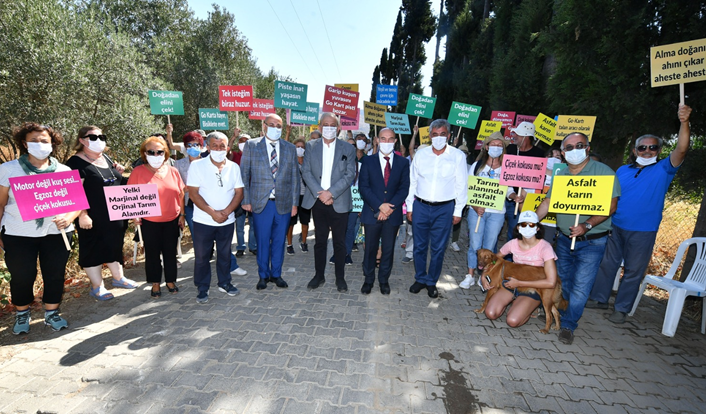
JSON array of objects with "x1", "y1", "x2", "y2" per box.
[
  {"x1": 249, "y1": 98, "x2": 275, "y2": 120},
  {"x1": 9, "y1": 170, "x2": 89, "y2": 221},
  {"x1": 219, "y1": 85, "x2": 253, "y2": 111},
  {"x1": 322, "y1": 85, "x2": 359, "y2": 119},
  {"x1": 499, "y1": 155, "x2": 547, "y2": 190},
  {"x1": 341, "y1": 111, "x2": 360, "y2": 130},
  {"x1": 103, "y1": 184, "x2": 161, "y2": 221},
  {"x1": 490, "y1": 111, "x2": 516, "y2": 128},
  {"x1": 515, "y1": 114, "x2": 537, "y2": 125}
]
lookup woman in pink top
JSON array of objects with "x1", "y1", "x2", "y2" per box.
[
  {"x1": 481, "y1": 211, "x2": 558, "y2": 328},
  {"x1": 128, "y1": 136, "x2": 185, "y2": 298}
]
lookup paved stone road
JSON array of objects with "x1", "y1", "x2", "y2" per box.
[{"x1": 1, "y1": 223, "x2": 705, "y2": 413}]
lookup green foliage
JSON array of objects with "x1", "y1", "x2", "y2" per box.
[{"x1": 0, "y1": 263, "x2": 10, "y2": 305}]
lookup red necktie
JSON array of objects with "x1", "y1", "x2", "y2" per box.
[{"x1": 384, "y1": 156, "x2": 391, "y2": 187}]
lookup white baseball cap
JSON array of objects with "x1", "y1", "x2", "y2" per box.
[{"x1": 518, "y1": 210, "x2": 539, "y2": 224}]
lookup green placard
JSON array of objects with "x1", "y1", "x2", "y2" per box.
[
  {"x1": 291, "y1": 102, "x2": 319, "y2": 125},
  {"x1": 448, "y1": 101, "x2": 481, "y2": 129},
  {"x1": 148, "y1": 90, "x2": 184, "y2": 116},
  {"x1": 274, "y1": 81, "x2": 307, "y2": 110},
  {"x1": 405, "y1": 93, "x2": 436, "y2": 119},
  {"x1": 199, "y1": 108, "x2": 229, "y2": 131}
]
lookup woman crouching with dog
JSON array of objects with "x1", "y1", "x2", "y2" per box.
[{"x1": 481, "y1": 211, "x2": 558, "y2": 327}]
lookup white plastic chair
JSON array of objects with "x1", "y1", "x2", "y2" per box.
[{"x1": 630, "y1": 237, "x2": 706, "y2": 337}]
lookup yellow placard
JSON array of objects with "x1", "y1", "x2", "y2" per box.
[
  {"x1": 548, "y1": 176, "x2": 615, "y2": 216},
  {"x1": 418, "y1": 126, "x2": 430, "y2": 145},
  {"x1": 309, "y1": 125, "x2": 319, "y2": 133},
  {"x1": 533, "y1": 113, "x2": 556, "y2": 145},
  {"x1": 334, "y1": 83, "x2": 359, "y2": 92},
  {"x1": 364, "y1": 101, "x2": 387, "y2": 127},
  {"x1": 554, "y1": 115, "x2": 597, "y2": 141},
  {"x1": 651, "y1": 38, "x2": 706, "y2": 88},
  {"x1": 467, "y1": 176, "x2": 508, "y2": 210},
  {"x1": 522, "y1": 193, "x2": 556, "y2": 226},
  {"x1": 476, "y1": 120, "x2": 502, "y2": 142}
]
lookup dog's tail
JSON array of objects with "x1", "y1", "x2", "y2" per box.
[{"x1": 555, "y1": 280, "x2": 569, "y2": 311}]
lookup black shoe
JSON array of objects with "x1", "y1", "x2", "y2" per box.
[
  {"x1": 585, "y1": 299, "x2": 609, "y2": 309},
  {"x1": 337, "y1": 283, "x2": 349, "y2": 293},
  {"x1": 269, "y1": 277, "x2": 288, "y2": 288},
  {"x1": 329, "y1": 255, "x2": 335, "y2": 264},
  {"x1": 361, "y1": 283, "x2": 373, "y2": 295},
  {"x1": 352, "y1": 243, "x2": 359, "y2": 252},
  {"x1": 300, "y1": 243, "x2": 308, "y2": 253},
  {"x1": 427, "y1": 285, "x2": 439, "y2": 298},
  {"x1": 235, "y1": 250, "x2": 244, "y2": 257},
  {"x1": 558, "y1": 328, "x2": 574, "y2": 345},
  {"x1": 166, "y1": 283, "x2": 179, "y2": 293},
  {"x1": 345, "y1": 255, "x2": 353, "y2": 265},
  {"x1": 307, "y1": 276, "x2": 325, "y2": 290},
  {"x1": 256, "y1": 279, "x2": 268, "y2": 290},
  {"x1": 286, "y1": 245, "x2": 295, "y2": 255},
  {"x1": 151, "y1": 288, "x2": 162, "y2": 298},
  {"x1": 380, "y1": 283, "x2": 391, "y2": 295},
  {"x1": 250, "y1": 249, "x2": 257, "y2": 256},
  {"x1": 409, "y1": 281, "x2": 426, "y2": 294}
]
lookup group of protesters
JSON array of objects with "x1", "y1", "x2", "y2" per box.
[{"x1": 0, "y1": 104, "x2": 692, "y2": 346}]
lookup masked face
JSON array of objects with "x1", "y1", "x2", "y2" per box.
[
  {"x1": 210, "y1": 150, "x2": 227, "y2": 163},
  {"x1": 356, "y1": 140, "x2": 366, "y2": 150},
  {"x1": 636, "y1": 155, "x2": 657, "y2": 166},
  {"x1": 238, "y1": 142, "x2": 246, "y2": 152},
  {"x1": 146, "y1": 155, "x2": 164, "y2": 169},
  {"x1": 296, "y1": 147, "x2": 305, "y2": 157},
  {"x1": 518, "y1": 225, "x2": 538, "y2": 239},
  {"x1": 266, "y1": 126, "x2": 282, "y2": 141},
  {"x1": 564, "y1": 148, "x2": 588, "y2": 165},
  {"x1": 431, "y1": 136, "x2": 447, "y2": 151},
  {"x1": 26, "y1": 142, "x2": 53, "y2": 160},
  {"x1": 379, "y1": 142, "x2": 394, "y2": 155},
  {"x1": 321, "y1": 126, "x2": 337, "y2": 140},
  {"x1": 186, "y1": 146, "x2": 202, "y2": 158},
  {"x1": 86, "y1": 138, "x2": 106, "y2": 153},
  {"x1": 487, "y1": 146, "x2": 503, "y2": 158}
]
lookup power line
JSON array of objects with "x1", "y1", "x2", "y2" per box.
[
  {"x1": 289, "y1": 0, "x2": 327, "y2": 78},
  {"x1": 265, "y1": 0, "x2": 316, "y2": 80},
  {"x1": 315, "y1": 0, "x2": 342, "y2": 80}
]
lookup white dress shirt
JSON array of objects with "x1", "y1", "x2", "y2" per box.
[
  {"x1": 406, "y1": 145, "x2": 468, "y2": 217},
  {"x1": 321, "y1": 139, "x2": 336, "y2": 190}
]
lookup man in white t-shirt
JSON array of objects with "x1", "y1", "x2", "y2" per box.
[{"x1": 187, "y1": 132, "x2": 245, "y2": 303}]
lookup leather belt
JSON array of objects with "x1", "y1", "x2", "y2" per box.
[
  {"x1": 560, "y1": 230, "x2": 609, "y2": 242},
  {"x1": 415, "y1": 197, "x2": 454, "y2": 206}
]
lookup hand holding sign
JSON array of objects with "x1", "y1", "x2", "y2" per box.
[
  {"x1": 499, "y1": 155, "x2": 547, "y2": 215},
  {"x1": 103, "y1": 184, "x2": 162, "y2": 246}
]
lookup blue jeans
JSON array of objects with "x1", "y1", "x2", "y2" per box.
[
  {"x1": 467, "y1": 211, "x2": 504, "y2": 270},
  {"x1": 252, "y1": 200, "x2": 290, "y2": 280},
  {"x1": 412, "y1": 200, "x2": 454, "y2": 286},
  {"x1": 247, "y1": 212, "x2": 257, "y2": 251},
  {"x1": 184, "y1": 203, "x2": 194, "y2": 235},
  {"x1": 555, "y1": 232, "x2": 608, "y2": 331},
  {"x1": 346, "y1": 212, "x2": 360, "y2": 255},
  {"x1": 192, "y1": 222, "x2": 235, "y2": 293},
  {"x1": 590, "y1": 226, "x2": 657, "y2": 313},
  {"x1": 234, "y1": 213, "x2": 246, "y2": 251},
  {"x1": 504, "y1": 199, "x2": 519, "y2": 242}
]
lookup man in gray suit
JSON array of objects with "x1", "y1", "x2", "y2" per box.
[
  {"x1": 301, "y1": 112, "x2": 356, "y2": 292},
  {"x1": 241, "y1": 114, "x2": 300, "y2": 290}
]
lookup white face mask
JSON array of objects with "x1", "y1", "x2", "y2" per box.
[
  {"x1": 356, "y1": 140, "x2": 367, "y2": 150},
  {"x1": 238, "y1": 142, "x2": 246, "y2": 152},
  {"x1": 87, "y1": 139, "x2": 106, "y2": 153},
  {"x1": 487, "y1": 146, "x2": 503, "y2": 158},
  {"x1": 379, "y1": 142, "x2": 394, "y2": 155},
  {"x1": 210, "y1": 150, "x2": 227, "y2": 163},
  {"x1": 266, "y1": 126, "x2": 281, "y2": 141},
  {"x1": 636, "y1": 156, "x2": 657, "y2": 166},
  {"x1": 321, "y1": 126, "x2": 337, "y2": 140},
  {"x1": 519, "y1": 225, "x2": 538, "y2": 239},
  {"x1": 564, "y1": 148, "x2": 588, "y2": 165},
  {"x1": 26, "y1": 142, "x2": 53, "y2": 160},
  {"x1": 431, "y1": 136, "x2": 447, "y2": 151},
  {"x1": 146, "y1": 155, "x2": 164, "y2": 169},
  {"x1": 296, "y1": 147, "x2": 305, "y2": 157}
]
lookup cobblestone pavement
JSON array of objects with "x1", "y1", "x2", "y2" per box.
[{"x1": 1, "y1": 222, "x2": 705, "y2": 413}]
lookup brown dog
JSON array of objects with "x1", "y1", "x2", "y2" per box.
[{"x1": 474, "y1": 248, "x2": 568, "y2": 334}]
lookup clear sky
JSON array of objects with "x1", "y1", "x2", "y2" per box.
[{"x1": 187, "y1": 0, "x2": 440, "y2": 107}]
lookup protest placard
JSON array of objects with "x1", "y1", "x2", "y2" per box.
[
  {"x1": 554, "y1": 115, "x2": 596, "y2": 141},
  {"x1": 384, "y1": 113, "x2": 411, "y2": 134},
  {"x1": 309, "y1": 125, "x2": 319, "y2": 133},
  {"x1": 418, "y1": 126, "x2": 430, "y2": 145},
  {"x1": 522, "y1": 193, "x2": 556, "y2": 226},
  {"x1": 376, "y1": 85, "x2": 398, "y2": 106},
  {"x1": 249, "y1": 99, "x2": 275, "y2": 120},
  {"x1": 103, "y1": 184, "x2": 162, "y2": 221},
  {"x1": 351, "y1": 186, "x2": 363, "y2": 213},
  {"x1": 533, "y1": 113, "x2": 557, "y2": 145},
  {"x1": 199, "y1": 108, "x2": 229, "y2": 131},
  {"x1": 274, "y1": 81, "x2": 307, "y2": 110},
  {"x1": 218, "y1": 85, "x2": 253, "y2": 111},
  {"x1": 322, "y1": 85, "x2": 359, "y2": 119},
  {"x1": 341, "y1": 111, "x2": 359, "y2": 130},
  {"x1": 467, "y1": 176, "x2": 508, "y2": 232},
  {"x1": 500, "y1": 155, "x2": 547, "y2": 190},
  {"x1": 334, "y1": 83, "x2": 359, "y2": 92},
  {"x1": 651, "y1": 38, "x2": 706, "y2": 88},
  {"x1": 9, "y1": 170, "x2": 89, "y2": 250},
  {"x1": 515, "y1": 114, "x2": 537, "y2": 125},
  {"x1": 364, "y1": 101, "x2": 387, "y2": 127},
  {"x1": 490, "y1": 111, "x2": 516, "y2": 128},
  {"x1": 476, "y1": 120, "x2": 502, "y2": 142},
  {"x1": 405, "y1": 93, "x2": 436, "y2": 119},
  {"x1": 291, "y1": 102, "x2": 319, "y2": 125},
  {"x1": 448, "y1": 101, "x2": 482, "y2": 129},
  {"x1": 148, "y1": 90, "x2": 184, "y2": 116}
]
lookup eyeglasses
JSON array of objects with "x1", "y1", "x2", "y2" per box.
[
  {"x1": 146, "y1": 150, "x2": 165, "y2": 156},
  {"x1": 185, "y1": 143, "x2": 200, "y2": 148},
  {"x1": 636, "y1": 144, "x2": 660, "y2": 152},
  {"x1": 519, "y1": 222, "x2": 537, "y2": 228},
  {"x1": 216, "y1": 172, "x2": 223, "y2": 187},
  {"x1": 83, "y1": 134, "x2": 107, "y2": 141},
  {"x1": 563, "y1": 143, "x2": 587, "y2": 152}
]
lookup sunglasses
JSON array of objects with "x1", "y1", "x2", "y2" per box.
[
  {"x1": 83, "y1": 134, "x2": 107, "y2": 141},
  {"x1": 519, "y1": 222, "x2": 537, "y2": 228},
  {"x1": 563, "y1": 143, "x2": 587, "y2": 152},
  {"x1": 185, "y1": 143, "x2": 201, "y2": 148},
  {"x1": 636, "y1": 144, "x2": 660, "y2": 152},
  {"x1": 215, "y1": 172, "x2": 223, "y2": 187},
  {"x1": 146, "y1": 150, "x2": 165, "y2": 156}
]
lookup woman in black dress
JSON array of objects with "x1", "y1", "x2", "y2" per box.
[{"x1": 66, "y1": 126, "x2": 138, "y2": 300}]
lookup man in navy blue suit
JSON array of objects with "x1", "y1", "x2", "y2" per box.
[{"x1": 358, "y1": 128, "x2": 410, "y2": 295}]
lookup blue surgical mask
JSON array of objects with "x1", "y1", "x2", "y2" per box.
[{"x1": 186, "y1": 147, "x2": 201, "y2": 158}]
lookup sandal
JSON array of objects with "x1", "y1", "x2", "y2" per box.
[
  {"x1": 166, "y1": 283, "x2": 179, "y2": 294},
  {"x1": 113, "y1": 277, "x2": 138, "y2": 289},
  {"x1": 151, "y1": 288, "x2": 162, "y2": 298},
  {"x1": 89, "y1": 287, "x2": 114, "y2": 301}
]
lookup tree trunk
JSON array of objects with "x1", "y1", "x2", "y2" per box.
[{"x1": 434, "y1": 0, "x2": 443, "y2": 65}]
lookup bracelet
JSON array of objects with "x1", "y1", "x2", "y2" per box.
[{"x1": 180, "y1": 214, "x2": 186, "y2": 217}]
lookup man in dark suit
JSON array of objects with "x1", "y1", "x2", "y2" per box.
[
  {"x1": 301, "y1": 112, "x2": 356, "y2": 292},
  {"x1": 241, "y1": 113, "x2": 300, "y2": 290},
  {"x1": 358, "y1": 128, "x2": 410, "y2": 295}
]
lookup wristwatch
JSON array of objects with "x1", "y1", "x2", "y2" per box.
[{"x1": 583, "y1": 222, "x2": 593, "y2": 230}]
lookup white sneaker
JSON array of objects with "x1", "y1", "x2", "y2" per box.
[
  {"x1": 450, "y1": 242, "x2": 461, "y2": 252},
  {"x1": 459, "y1": 274, "x2": 474, "y2": 289},
  {"x1": 231, "y1": 267, "x2": 247, "y2": 276}
]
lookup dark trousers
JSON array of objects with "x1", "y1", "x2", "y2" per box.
[
  {"x1": 412, "y1": 200, "x2": 454, "y2": 285},
  {"x1": 4, "y1": 232, "x2": 73, "y2": 306},
  {"x1": 363, "y1": 221, "x2": 400, "y2": 285},
  {"x1": 192, "y1": 221, "x2": 234, "y2": 292},
  {"x1": 142, "y1": 218, "x2": 180, "y2": 284},
  {"x1": 252, "y1": 200, "x2": 290, "y2": 279},
  {"x1": 312, "y1": 200, "x2": 347, "y2": 283}
]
